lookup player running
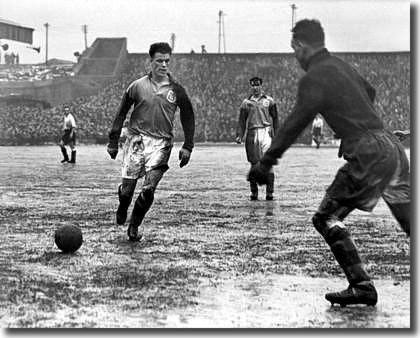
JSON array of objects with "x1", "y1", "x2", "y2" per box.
[
  {"x1": 107, "y1": 42, "x2": 195, "y2": 242},
  {"x1": 59, "y1": 104, "x2": 77, "y2": 163},
  {"x1": 236, "y1": 76, "x2": 279, "y2": 200},
  {"x1": 248, "y1": 19, "x2": 410, "y2": 307}
]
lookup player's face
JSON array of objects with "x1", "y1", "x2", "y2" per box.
[
  {"x1": 251, "y1": 83, "x2": 262, "y2": 95},
  {"x1": 151, "y1": 52, "x2": 171, "y2": 78}
]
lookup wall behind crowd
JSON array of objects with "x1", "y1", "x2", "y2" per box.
[{"x1": 0, "y1": 52, "x2": 410, "y2": 145}]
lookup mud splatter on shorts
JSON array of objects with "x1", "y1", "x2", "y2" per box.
[{"x1": 121, "y1": 133, "x2": 172, "y2": 179}]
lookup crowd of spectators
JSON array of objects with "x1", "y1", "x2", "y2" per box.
[
  {"x1": 0, "y1": 52, "x2": 410, "y2": 145},
  {"x1": 0, "y1": 63, "x2": 74, "y2": 82}
]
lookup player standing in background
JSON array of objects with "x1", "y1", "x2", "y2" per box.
[
  {"x1": 107, "y1": 42, "x2": 195, "y2": 242},
  {"x1": 312, "y1": 114, "x2": 324, "y2": 148},
  {"x1": 59, "y1": 104, "x2": 77, "y2": 163},
  {"x1": 248, "y1": 19, "x2": 410, "y2": 307},
  {"x1": 236, "y1": 77, "x2": 279, "y2": 200}
]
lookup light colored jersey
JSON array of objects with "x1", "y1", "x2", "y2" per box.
[
  {"x1": 312, "y1": 117, "x2": 324, "y2": 129},
  {"x1": 63, "y1": 113, "x2": 76, "y2": 130},
  {"x1": 126, "y1": 75, "x2": 178, "y2": 140}
]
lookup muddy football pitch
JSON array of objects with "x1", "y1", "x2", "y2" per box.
[{"x1": 0, "y1": 144, "x2": 410, "y2": 328}]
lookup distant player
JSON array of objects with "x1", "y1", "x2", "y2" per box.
[
  {"x1": 236, "y1": 76, "x2": 279, "y2": 200},
  {"x1": 248, "y1": 19, "x2": 410, "y2": 307},
  {"x1": 107, "y1": 42, "x2": 195, "y2": 242},
  {"x1": 311, "y1": 114, "x2": 324, "y2": 148},
  {"x1": 59, "y1": 104, "x2": 77, "y2": 163}
]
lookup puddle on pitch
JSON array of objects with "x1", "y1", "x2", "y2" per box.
[{"x1": 161, "y1": 273, "x2": 410, "y2": 328}]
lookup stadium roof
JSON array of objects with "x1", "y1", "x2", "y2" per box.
[
  {"x1": 0, "y1": 18, "x2": 23, "y2": 26},
  {"x1": 0, "y1": 17, "x2": 34, "y2": 44}
]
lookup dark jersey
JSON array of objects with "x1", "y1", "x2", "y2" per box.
[
  {"x1": 109, "y1": 73, "x2": 195, "y2": 151},
  {"x1": 261, "y1": 48, "x2": 384, "y2": 165}
]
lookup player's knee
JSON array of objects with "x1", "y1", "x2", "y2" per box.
[
  {"x1": 120, "y1": 180, "x2": 136, "y2": 200},
  {"x1": 312, "y1": 212, "x2": 349, "y2": 243},
  {"x1": 312, "y1": 212, "x2": 351, "y2": 246},
  {"x1": 140, "y1": 185, "x2": 155, "y2": 206},
  {"x1": 312, "y1": 212, "x2": 327, "y2": 235}
]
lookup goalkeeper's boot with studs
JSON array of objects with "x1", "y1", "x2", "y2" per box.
[{"x1": 325, "y1": 281, "x2": 378, "y2": 307}]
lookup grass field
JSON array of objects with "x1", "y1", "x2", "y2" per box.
[{"x1": 0, "y1": 144, "x2": 410, "y2": 328}]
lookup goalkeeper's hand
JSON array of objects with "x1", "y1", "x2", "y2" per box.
[
  {"x1": 107, "y1": 144, "x2": 118, "y2": 160},
  {"x1": 247, "y1": 161, "x2": 272, "y2": 185}
]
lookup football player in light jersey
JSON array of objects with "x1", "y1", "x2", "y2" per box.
[
  {"x1": 236, "y1": 77, "x2": 279, "y2": 200},
  {"x1": 107, "y1": 42, "x2": 195, "y2": 242},
  {"x1": 59, "y1": 104, "x2": 77, "y2": 163},
  {"x1": 312, "y1": 114, "x2": 324, "y2": 148}
]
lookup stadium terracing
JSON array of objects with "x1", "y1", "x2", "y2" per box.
[{"x1": 0, "y1": 37, "x2": 410, "y2": 145}]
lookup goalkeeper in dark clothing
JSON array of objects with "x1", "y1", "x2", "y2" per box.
[
  {"x1": 107, "y1": 42, "x2": 195, "y2": 242},
  {"x1": 236, "y1": 76, "x2": 279, "y2": 200},
  {"x1": 248, "y1": 19, "x2": 410, "y2": 307}
]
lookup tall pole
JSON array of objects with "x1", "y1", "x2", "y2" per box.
[
  {"x1": 82, "y1": 24, "x2": 88, "y2": 50},
  {"x1": 291, "y1": 4, "x2": 297, "y2": 30},
  {"x1": 218, "y1": 10, "x2": 222, "y2": 53},
  {"x1": 222, "y1": 12, "x2": 226, "y2": 53},
  {"x1": 170, "y1": 33, "x2": 176, "y2": 51},
  {"x1": 44, "y1": 23, "x2": 49, "y2": 65}
]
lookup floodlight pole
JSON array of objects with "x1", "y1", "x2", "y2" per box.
[
  {"x1": 218, "y1": 10, "x2": 222, "y2": 53},
  {"x1": 217, "y1": 10, "x2": 226, "y2": 53},
  {"x1": 291, "y1": 4, "x2": 297, "y2": 30},
  {"x1": 82, "y1": 24, "x2": 88, "y2": 50},
  {"x1": 170, "y1": 33, "x2": 176, "y2": 51},
  {"x1": 44, "y1": 22, "x2": 49, "y2": 65}
]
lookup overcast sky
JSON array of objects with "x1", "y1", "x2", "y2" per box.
[{"x1": 0, "y1": 0, "x2": 411, "y2": 64}]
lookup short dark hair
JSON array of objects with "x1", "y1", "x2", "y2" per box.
[
  {"x1": 149, "y1": 42, "x2": 172, "y2": 58},
  {"x1": 292, "y1": 19, "x2": 325, "y2": 47},
  {"x1": 249, "y1": 77, "x2": 263, "y2": 86}
]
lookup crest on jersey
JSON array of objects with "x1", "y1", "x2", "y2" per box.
[
  {"x1": 262, "y1": 99, "x2": 270, "y2": 107},
  {"x1": 166, "y1": 90, "x2": 176, "y2": 103}
]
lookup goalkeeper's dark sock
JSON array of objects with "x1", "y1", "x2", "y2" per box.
[{"x1": 324, "y1": 224, "x2": 371, "y2": 285}]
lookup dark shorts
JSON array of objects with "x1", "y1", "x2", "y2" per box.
[
  {"x1": 326, "y1": 130, "x2": 410, "y2": 211},
  {"x1": 61, "y1": 129, "x2": 76, "y2": 146}
]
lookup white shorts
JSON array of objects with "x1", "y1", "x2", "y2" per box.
[
  {"x1": 121, "y1": 133, "x2": 173, "y2": 179},
  {"x1": 245, "y1": 126, "x2": 272, "y2": 164}
]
